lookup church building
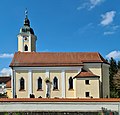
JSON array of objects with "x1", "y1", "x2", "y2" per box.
[{"x1": 10, "y1": 12, "x2": 110, "y2": 98}]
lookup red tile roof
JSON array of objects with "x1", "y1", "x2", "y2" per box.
[
  {"x1": 10, "y1": 52, "x2": 108, "y2": 67},
  {"x1": 0, "y1": 77, "x2": 11, "y2": 88},
  {"x1": 74, "y1": 70, "x2": 99, "y2": 78},
  {"x1": 6, "y1": 79, "x2": 11, "y2": 88},
  {"x1": 0, "y1": 98, "x2": 119, "y2": 102}
]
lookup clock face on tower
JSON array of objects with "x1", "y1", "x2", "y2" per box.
[{"x1": 23, "y1": 36, "x2": 28, "y2": 41}]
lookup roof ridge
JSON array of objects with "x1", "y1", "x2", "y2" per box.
[{"x1": 16, "y1": 51, "x2": 99, "y2": 54}]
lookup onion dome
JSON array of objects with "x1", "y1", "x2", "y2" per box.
[
  {"x1": 20, "y1": 9, "x2": 34, "y2": 35},
  {"x1": 24, "y1": 17, "x2": 30, "y2": 27}
]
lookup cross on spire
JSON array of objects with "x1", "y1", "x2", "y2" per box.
[
  {"x1": 25, "y1": 8, "x2": 28, "y2": 18},
  {"x1": 24, "y1": 9, "x2": 30, "y2": 27}
]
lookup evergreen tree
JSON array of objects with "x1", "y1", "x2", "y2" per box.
[
  {"x1": 118, "y1": 61, "x2": 120, "y2": 69},
  {"x1": 113, "y1": 69, "x2": 120, "y2": 97},
  {"x1": 109, "y1": 57, "x2": 118, "y2": 97}
]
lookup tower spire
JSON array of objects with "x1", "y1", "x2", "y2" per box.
[
  {"x1": 25, "y1": 8, "x2": 28, "y2": 18},
  {"x1": 18, "y1": 9, "x2": 37, "y2": 52},
  {"x1": 24, "y1": 9, "x2": 30, "y2": 27}
]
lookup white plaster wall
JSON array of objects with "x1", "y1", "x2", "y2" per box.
[
  {"x1": 76, "y1": 77, "x2": 100, "y2": 98},
  {"x1": 0, "y1": 102, "x2": 118, "y2": 112},
  {"x1": 102, "y1": 63, "x2": 110, "y2": 98}
]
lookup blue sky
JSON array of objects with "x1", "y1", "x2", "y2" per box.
[{"x1": 0, "y1": 0, "x2": 120, "y2": 75}]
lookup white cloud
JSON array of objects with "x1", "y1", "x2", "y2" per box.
[
  {"x1": 104, "y1": 31, "x2": 115, "y2": 35},
  {"x1": 77, "y1": 0, "x2": 105, "y2": 10},
  {"x1": 102, "y1": 25, "x2": 120, "y2": 35},
  {"x1": 106, "y1": 51, "x2": 120, "y2": 59},
  {"x1": 90, "y1": 0, "x2": 104, "y2": 9},
  {"x1": 0, "y1": 68, "x2": 12, "y2": 76},
  {"x1": 100, "y1": 11, "x2": 116, "y2": 26},
  {"x1": 77, "y1": 2, "x2": 89, "y2": 10},
  {"x1": 112, "y1": 25, "x2": 120, "y2": 30},
  {"x1": 78, "y1": 23, "x2": 94, "y2": 33},
  {"x1": 0, "y1": 53, "x2": 13, "y2": 58}
]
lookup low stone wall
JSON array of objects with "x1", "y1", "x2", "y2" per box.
[
  {"x1": 0, "y1": 112, "x2": 119, "y2": 115},
  {"x1": 0, "y1": 112, "x2": 116, "y2": 115},
  {"x1": 0, "y1": 98, "x2": 119, "y2": 115}
]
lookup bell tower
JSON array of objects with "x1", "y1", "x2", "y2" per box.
[{"x1": 17, "y1": 10, "x2": 37, "y2": 52}]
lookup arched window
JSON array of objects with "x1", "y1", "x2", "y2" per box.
[
  {"x1": 24, "y1": 45, "x2": 28, "y2": 51},
  {"x1": 38, "y1": 77, "x2": 42, "y2": 90},
  {"x1": 20, "y1": 77, "x2": 25, "y2": 90},
  {"x1": 69, "y1": 77, "x2": 73, "y2": 89},
  {"x1": 53, "y1": 77, "x2": 58, "y2": 90}
]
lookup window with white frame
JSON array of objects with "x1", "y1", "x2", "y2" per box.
[
  {"x1": 20, "y1": 77, "x2": 25, "y2": 90},
  {"x1": 69, "y1": 77, "x2": 73, "y2": 90},
  {"x1": 85, "y1": 80, "x2": 90, "y2": 85},
  {"x1": 53, "y1": 77, "x2": 58, "y2": 90},
  {"x1": 85, "y1": 92, "x2": 90, "y2": 97},
  {"x1": 38, "y1": 77, "x2": 42, "y2": 90},
  {"x1": 24, "y1": 45, "x2": 28, "y2": 51}
]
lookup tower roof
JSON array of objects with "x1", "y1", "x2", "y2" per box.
[
  {"x1": 19, "y1": 10, "x2": 34, "y2": 35},
  {"x1": 24, "y1": 9, "x2": 30, "y2": 27}
]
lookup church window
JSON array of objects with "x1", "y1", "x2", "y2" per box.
[
  {"x1": 53, "y1": 77, "x2": 58, "y2": 90},
  {"x1": 24, "y1": 45, "x2": 28, "y2": 51},
  {"x1": 69, "y1": 77, "x2": 73, "y2": 89},
  {"x1": 38, "y1": 77, "x2": 42, "y2": 90},
  {"x1": 20, "y1": 77, "x2": 25, "y2": 90}
]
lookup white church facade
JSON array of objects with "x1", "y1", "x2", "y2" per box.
[{"x1": 10, "y1": 12, "x2": 110, "y2": 98}]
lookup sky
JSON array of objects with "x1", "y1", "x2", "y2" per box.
[{"x1": 0, "y1": 0, "x2": 120, "y2": 75}]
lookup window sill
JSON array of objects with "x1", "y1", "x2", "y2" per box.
[
  {"x1": 86, "y1": 96, "x2": 90, "y2": 98},
  {"x1": 37, "y1": 89, "x2": 43, "y2": 91},
  {"x1": 53, "y1": 89, "x2": 59, "y2": 91},
  {"x1": 19, "y1": 89, "x2": 25, "y2": 91},
  {"x1": 68, "y1": 89, "x2": 74, "y2": 91}
]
